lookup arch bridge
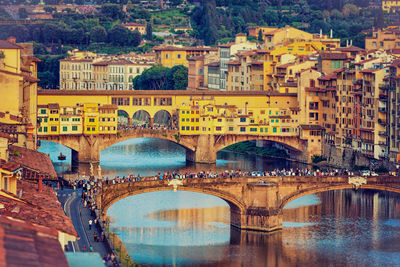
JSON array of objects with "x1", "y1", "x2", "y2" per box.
[
  {"x1": 38, "y1": 128, "x2": 306, "y2": 163},
  {"x1": 99, "y1": 176, "x2": 400, "y2": 232}
]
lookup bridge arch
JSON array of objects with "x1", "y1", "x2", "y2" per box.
[
  {"x1": 153, "y1": 110, "x2": 171, "y2": 126},
  {"x1": 132, "y1": 110, "x2": 151, "y2": 126},
  {"x1": 101, "y1": 184, "x2": 246, "y2": 228},
  {"x1": 117, "y1": 110, "x2": 131, "y2": 125},
  {"x1": 279, "y1": 184, "x2": 400, "y2": 211},
  {"x1": 214, "y1": 135, "x2": 305, "y2": 155}
]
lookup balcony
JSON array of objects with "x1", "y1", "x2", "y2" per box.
[{"x1": 378, "y1": 107, "x2": 387, "y2": 113}]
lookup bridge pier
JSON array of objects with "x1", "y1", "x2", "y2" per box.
[
  {"x1": 76, "y1": 135, "x2": 101, "y2": 163},
  {"x1": 185, "y1": 134, "x2": 217, "y2": 163}
]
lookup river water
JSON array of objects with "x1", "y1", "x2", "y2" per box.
[{"x1": 39, "y1": 138, "x2": 400, "y2": 266}]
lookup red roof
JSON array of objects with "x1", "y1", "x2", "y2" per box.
[
  {"x1": 0, "y1": 216, "x2": 69, "y2": 267},
  {"x1": 123, "y1": 22, "x2": 145, "y2": 27},
  {"x1": 0, "y1": 40, "x2": 22, "y2": 49},
  {"x1": 319, "y1": 52, "x2": 347, "y2": 60},
  {"x1": 0, "y1": 180, "x2": 77, "y2": 237},
  {"x1": 8, "y1": 146, "x2": 57, "y2": 180},
  {"x1": 227, "y1": 61, "x2": 240, "y2": 65}
]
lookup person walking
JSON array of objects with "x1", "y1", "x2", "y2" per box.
[{"x1": 88, "y1": 219, "x2": 93, "y2": 230}]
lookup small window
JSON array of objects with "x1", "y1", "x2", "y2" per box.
[
  {"x1": 51, "y1": 126, "x2": 57, "y2": 132},
  {"x1": 240, "y1": 127, "x2": 246, "y2": 132},
  {"x1": 72, "y1": 126, "x2": 78, "y2": 131},
  {"x1": 62, "y1": 126, "x2": 67, "y2": 132}
]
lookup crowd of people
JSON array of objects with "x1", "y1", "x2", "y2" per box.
[
  {"x1": 97, "y1": 168, "x2": 377, "y2": 186},
  {"x1": 76, "y1": 180, "x2": 119, "y2": 267},
  {"x1": 117, "y1": 123, "x2": 177, "y2": 131}
]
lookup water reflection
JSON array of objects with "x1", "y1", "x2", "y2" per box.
[
  {"x1": 39, "y1": 138, "x2": 304, "y2": 177},
  {"x1": 109, "y1": 189, "x2": 400, "y2": 266}
]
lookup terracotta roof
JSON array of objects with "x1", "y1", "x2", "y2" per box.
[
  {"x1": 336, "y1": 46, "x2": 365, "y2": 53},
  {"x1": 29, "y1": 56, "x2": 41, "y2": 63},
  {"x1": 227, "y1": 61, "x2": 240, "y2": 65},
  {"x1": 205, "y1": 61, "x2": 219, "y2": 67},
  {"x1": 188, "y1": 55, "x2": 205, "y2": 61},
  {"x1": 0, "y1": 216, "x2": 69, "y2": 267},
  {"x1": 249, "y1": 61, "x2": 263, "y2": 65},
  {"x1": 100, "y1": 104, "x2": 118, "y2": 109},
  {"x1": 92, "y1": 61, "x2": 108, "y2": 66},
  {"x1": 318, "y1": 73, "x2": 337, "y2": 80},
  {"x1": 0, "y1": 40, "x2": 22, "y2": 49},
  {"x1": 218, "y1": 42, "x2": 235, "y2": 48},
  {"x1": 48, "y1": 103, "x2": 59, "y2": 109},
  {"x1": 8, "y1": 146, "x2": 57, "y2": 180},
  {"x1": 0, "y1": 180, "x2": 77, "y2": 237},
  {"x1": 319, "y1": 52, "x2": 347, "y2": 60},
  {"x1": 59, "y1": 58, "x2": 93, "y2": 62},
  {"x1": 123, "y1": 22, "x2": 145, "y2": 27},
  {"x1": 107, "y1": 59, "x2": 133, "y2": 65},
  {"x1": 0, "y1": 161, "x2": 20, "y2": 173}
]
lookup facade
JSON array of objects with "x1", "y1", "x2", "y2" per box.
[
  {"x1": 123, "y1": 23, "x2": 146, "y2": 34},
  {"x1": 0, "y1": 37, "x2": 40, "y2": 149},
  {"x1": 154, "y1": 46, "x2": 218, "y2": 68},
  {"x1": 382, "y1": 0, "x2": 400, "y2": 12},
  {"x1": 365, "y1": 27, "x2": 400, "y2": 51},
  {"x1": 37, "y1": 103, "x2": 117, "y2": 136},
  {"x1": 60, "y1": 55, "x2": 154, "y2": 90}
]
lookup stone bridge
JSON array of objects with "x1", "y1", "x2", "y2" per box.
[
  {"x1": 99, "y1": 176, "x2": 400, "y2": 232},
  {"x1": 38, "y1": 129, "x2": 307, "y2": 163}
]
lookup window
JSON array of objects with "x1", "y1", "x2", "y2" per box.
[
  {"x1": 87, "y1": 127, "x2": 90, "y2": 131},
  {"x1": 181, "y1": 126, "x2": 185, "y2": 130},
  {"x1": 40, "y1": 109, "x2": 46, "y2": 114},
  {"x1": 240, "y1": 118, "x2": 246, "y2": 122},
  {"x1": 89, "y1": 118, "x2": 95, "y2": 122},
  {"x1": 62, "y1": 126, "x2": 67, "y2": 132},
  {"x1": 240, "y1": 127, "x2": 246, "y2": 132},
  {"x1": 38, "y1": 127, "x2": 42, "y2": 132},
  {"x1": 72, "y1": 126, "x2": 78, "y2": 131},
  {"x1": 51, "y1": 126, "x2": 57, "y2": 132},
  {"x1": 216, "y1": 127, "x2": 222, "y2": 131},
  {"x1": 92, "y1": 127, "x2": 95, "y2": 131},
  {"x1": 229, "y1": 127, "x2": 234, "y2": 131},
  {"x1": 44, "y1": 127, "x2": 47, "y2": 132},
  {"x1": 273, "y1": 127, "x2": 277, "y2": 133},
  {"x1": 250, "y1": 128, "x2": 257, "y2": 132}
]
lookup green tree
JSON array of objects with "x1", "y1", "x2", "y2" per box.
[
  {"x1": 90, "y1": 26, "x2": 107, "y2": 43},
  {"x1": 18, "y1": 8, "x2": 28, "y2": 19},
  {"x1": 258, "y1": 29, "x2": 263, "y2": 42},
  {"x1": 375, "y1": 9, "x2": 385, "y2": 29},
  {"x1": 130, "y1": 30, "x2": 142, "y2": 46},
  {"x1": 145, "y1": 23, "x2": 153, "y2": 41},
  {"x1": 133, "y1": 66, "x2": 169, "y2": 90},
  {"x1": 100, "y1": 4, "x2": 125, "y2": 20},
  {"x1": 108, "y1": 25, "x2": 130, "y2": 46}
]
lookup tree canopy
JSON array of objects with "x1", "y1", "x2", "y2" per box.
[{"x1": 133, "y1": 65, "x2": 188, "y2": 90}]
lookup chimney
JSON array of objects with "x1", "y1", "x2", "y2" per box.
[
  {"x1": 38, "y1": 175, "x2": 42, "y2": 192},
  {"x1": 7, "y1": 36, "x2": 16, "y2": 44}
]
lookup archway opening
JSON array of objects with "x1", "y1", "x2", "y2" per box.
[
  {"x1": 37, "y1": 140, "x2": 77, "y2": 174},
  {"x1": 105, "y1": 189, "x2": 233, "y2": 266},
  {"x1": 216, "y1": 139, "x2": 305, "y2": 171},
  {"x1": 100, "y1": 137, "x2": 190, "y2": 177},
  {"x1": 153, "y1": 110, "x2": 172, "y2": 126},
  {"x1": 132, "y1": 110, "x2": 151, "y2": 127},
  {"x1": 117, "y1": 110, "x2": 130, "y2": 126}
]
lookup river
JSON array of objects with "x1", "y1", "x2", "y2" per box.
[{"x1": 39, "y1": 138, "x2": 400, "y2": 266}]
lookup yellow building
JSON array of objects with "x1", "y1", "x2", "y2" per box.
[
  {"x1": 154, "y1": 46, "x2": 218, "y2": 68},
  {"x1": 0, "y1": 37, "x2": 40, "y2": 149},
  {"x1": 382, "y1": 0, "x2": 400, "y2": 12},
  {"x1": 122, "y1": 23, "x2": 146, "y2": 34},
  {"x1": 48, "y1": 104, "x2": 60, "y2": 135},
  {"x1": 60, "y1": 106, "x2": 83, "y2": 135},
  {"x1": 0, "y1": 136, "x2": 19, "y2": 195},
  {"x1": 178, "y1": 95, "x2": 299, "y2": 137},
  {"x1": 83, "y1": 103, "x2": 99, "y2": 134},
  {"x1": 98, "y1": 105, "x2": 118, "y2": 134}
]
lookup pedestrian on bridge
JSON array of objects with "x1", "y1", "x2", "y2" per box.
[{"x1": 89, "y1": 219, "x2": 93, "y2": 230}]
